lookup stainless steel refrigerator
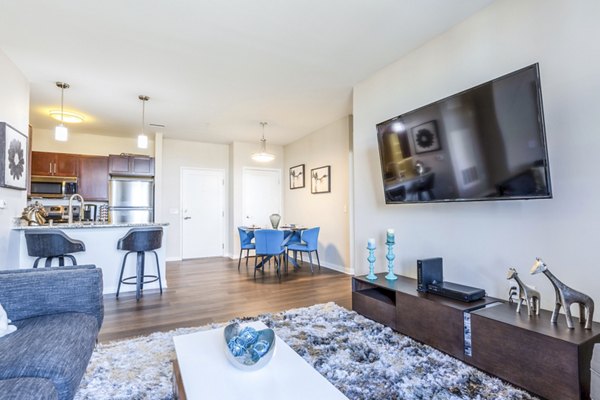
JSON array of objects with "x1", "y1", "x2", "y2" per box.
[{"x1": 109, "y1": 177, "x2": 154, "y2": 223}]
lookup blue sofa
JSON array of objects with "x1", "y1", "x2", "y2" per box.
[{"x1": 0, "y1": 266, "x2": 103, "y2": 400}]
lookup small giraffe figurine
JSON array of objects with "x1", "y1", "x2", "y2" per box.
[
  {"x1": 507, "y1": 268, "x2": 540, "y2": 316},
  {"x1": 531, "y1": 257, "x2": 595, "y2": 329}
]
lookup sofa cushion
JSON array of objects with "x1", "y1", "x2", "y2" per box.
[
  {"x1": 0, "y1": 312, "x2": 98, "y2": 400},
  {"x1": 0, "y1": 377, "x2": 58, "y2": 400}
]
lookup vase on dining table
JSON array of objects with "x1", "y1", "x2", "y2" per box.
[{"x1": 270, "y1": 214, "x2": 281, "y2": 229}]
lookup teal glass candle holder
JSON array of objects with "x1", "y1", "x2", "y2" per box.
[{"x1": 366, "y1": 240, "x2": 377, "y2": 280}]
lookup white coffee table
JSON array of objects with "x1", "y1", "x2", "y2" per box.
[{"x1": 172, "y1": 321, "x2": 348, "y2": 400}]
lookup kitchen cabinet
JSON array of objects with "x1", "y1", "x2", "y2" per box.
[
  {"x1": 31, "y1": 151, "x2": 78, "y2": 177},
  {"x1": 79, "y1": 156, "x2": 109, "y2": 201},
  {"x1": 109, "y1": 154, "x2": 154, "y2": 176}
]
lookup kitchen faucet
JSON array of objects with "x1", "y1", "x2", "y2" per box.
[{"x1": 68, "y1": 194, "x2": 85, "y2": 224}]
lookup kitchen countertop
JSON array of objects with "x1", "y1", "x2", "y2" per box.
[{"x1": 13, "y1": 222, "x2": 169, "y2": 230}]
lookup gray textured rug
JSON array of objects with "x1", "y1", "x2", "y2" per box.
[{"x1": 75, "y1": 303, "x2": 536, "y2": 400}]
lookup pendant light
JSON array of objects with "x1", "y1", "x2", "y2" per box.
[
  {"x1": 137, "y1": 95, "x2": 149, "y2": 149},
  {"x1": 251, "y1": 122, "x2": 275, "y2": 162},
  {"x1": 54, "y1": 82, "x2": 70, "y2": 141}
]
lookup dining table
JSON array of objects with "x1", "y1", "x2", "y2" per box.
[{"x1": 240, "y1": 226, "x2": 307, "y2": 270}]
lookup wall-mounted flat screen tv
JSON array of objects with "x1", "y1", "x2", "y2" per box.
[{"x1": 376, "y1": 63, "x2": 552, "y2": 204}]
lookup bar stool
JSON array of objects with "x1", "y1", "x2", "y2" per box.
[
  {"x1": 116, "y1": 227, "x2": 163, "y2": 301},
  {"x1": 24, "y1": 229, "x2": 85, "y2": 268}
]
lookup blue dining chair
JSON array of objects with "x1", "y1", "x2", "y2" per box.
[
  {"x1": 238, "y1": 227, "x2": 256, "y2": 271},
  {"x1": 286, "y1": 227, "x2": 320, "y2": 272},
  {"x1": 254, "y1": 229, "x2": 286, "y2": 277}
]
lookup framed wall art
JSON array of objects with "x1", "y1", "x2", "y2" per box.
[
  {"x1": 289, "y1": 164, "x2": 305, "y2": 189},
  {"x1": 311, "y1": 165, "x2": 331, "y2": 194},
  {"x1": 0, "y1": 122, "x2": 28, "y2": 190},
  {"x1": 411, "y1": 120, "x2": 441, "y2": 154}
]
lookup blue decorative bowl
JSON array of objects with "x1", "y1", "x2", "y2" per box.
[{"x1": 224, "y1": 323, "x2": 276, "y2": 371}]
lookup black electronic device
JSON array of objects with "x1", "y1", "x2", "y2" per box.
[
  {"x1": 417, "y1": 257, "x2": 443, "y2": 292},
  {"x1": 426, "y1": 281, "x2": 486, "y2": 303},
  {"x1": 376, "y1": 63, "x2": 552, "y2": 204}
]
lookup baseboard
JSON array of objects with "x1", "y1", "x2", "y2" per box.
[
  {"x1": 166, "y1": 257, "x2": 182, "y2": 262},
  {"x1": 318, "y1": 260, "x2": 354, "y2": 275}
]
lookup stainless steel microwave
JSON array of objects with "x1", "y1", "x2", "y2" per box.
[{"x1": 30, "y1": 176, "x2": 78, "y2": 198}]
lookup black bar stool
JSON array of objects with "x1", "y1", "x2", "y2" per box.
[
  {"x1": 116, "y1": 227, "x2": 163, "y2": 301},
  {"x1": 24, "y1": 229, "x2": 85, "y2": 268}
]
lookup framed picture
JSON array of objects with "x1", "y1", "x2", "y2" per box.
[
  {"x1": 0, "y1": 122, "x2": 28, "y2": 190},
  {"x1": 311, "y1": 165, "x2": 331, "y2": 194},
  {"x1": 411, "y1": 120, "x2": 441, "y2": 154},
  {"x1": 289, "y1": 164, "x2": 305, "y2": 189}
]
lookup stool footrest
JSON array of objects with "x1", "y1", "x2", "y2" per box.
[{"x1": 120, "y1": 275, "x2": 160, "y2": 285}]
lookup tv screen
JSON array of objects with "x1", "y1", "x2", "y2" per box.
[{"x1": 376, "y1": 63, "x2": 552, "y2": 204}]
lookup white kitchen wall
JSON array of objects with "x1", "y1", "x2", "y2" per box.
[
  {"x1": 161, "y1": 138, "x2": 229, "y2": 260},
  {"x1": 32, "y1": 128, "x2": 154, "y2": 156},
  {"x1": 352, "y1": 0, "x2": 600, "y2": 317},
  {"x1": 283, "y1": 116, "x2": 351, "y2": 273},
  {"x1": 0, "y1": 50, "x2": 29, "y2": 267}
]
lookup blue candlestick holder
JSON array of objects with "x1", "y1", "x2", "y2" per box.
[
  {"x1": 385, "y1": 236, "x2": 397, "y2": 281},
  {"x1": 366, "y1": 243, "x2": 377, "y2": 280}
]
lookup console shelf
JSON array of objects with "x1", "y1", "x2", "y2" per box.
[{"x1": 351, "y1": 273, "x2": 600, "y2": 399}]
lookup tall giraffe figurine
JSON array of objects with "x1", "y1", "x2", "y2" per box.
[
  {"x1": 507, "y1": 268, "x2": 540, "y2": 316},
  {"x1": 531, "y1": 257, "x2": 594, "y2": 330}
]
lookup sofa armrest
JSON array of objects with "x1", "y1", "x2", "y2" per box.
[{"x1": 0, "y1": 265, "x2": 104, "y2": 329}]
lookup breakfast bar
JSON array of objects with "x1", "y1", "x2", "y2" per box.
[{"x1": 8, "y1": 223, "x2": 169, "y2": 295}]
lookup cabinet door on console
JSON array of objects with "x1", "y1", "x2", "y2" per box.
[{"x1": 79, "y1": 156, "x2": 109, "y2": 201}]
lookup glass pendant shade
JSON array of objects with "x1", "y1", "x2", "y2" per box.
[
  {"x1": 55, "y1": 124, "x2": 68, "y2": 141},
  {"x1": 251, "y1": 122, "x2": 275, "y2": 162},
  {"x1": 137, "y1": 133, "x2": 148, "y2": 149}
]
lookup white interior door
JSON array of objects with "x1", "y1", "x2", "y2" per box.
[
  {"x1": 243, "y1": 168, "x2": 281, "y2": 227},
  {"x1": 181, "y1": 168, "x2": 225, "y2": 259}
]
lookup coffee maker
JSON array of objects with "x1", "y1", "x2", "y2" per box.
[{"x1": 82, "y1": 204, "x2": 97, "y2": 222}]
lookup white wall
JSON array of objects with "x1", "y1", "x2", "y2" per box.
[
  {"x1": 230, "y1": 141, "x2": 284, "y2": 258},
  {"x1": 161, "y1": 138, "x2": 230, "y2": 260},
  {"x1": 32, "y1": 128, "x2": 154, "y2": 156},
  {"x1": 0, "y1": 51, "x2": 29, "y2": 267},
  {"x1": 352, "y1": 0, "x2": 600, "y2": 316},
  {"x1": 284, "y1": 116, "x2": 351, "y2": 273}
]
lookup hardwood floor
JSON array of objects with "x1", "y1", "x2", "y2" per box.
[{"x1": 99, "y1": 257, "x2": 353, "y2": 342}]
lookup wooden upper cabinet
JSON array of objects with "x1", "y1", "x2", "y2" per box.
[
  {"x1": 54, "y1": 153, "x2": 79, "y2": 177},
  {"x1": 31, "y1": 151, "x2": 55, "y2": 176},
  {"x1": 79, "y1": 156, "x2": 109, "y2": 201},
  {"x1": 31, "y1": 151, "x2": 78, "y2": 177},
  {"x1": 108, "y1": 155, "x2": 130, "y2": 174},
  {"x1": 109, "y1": 154, "x2": 154, "y2": 176},
  {"x1": 131, "y1": 156, "x2": 154, "y2": 175}
]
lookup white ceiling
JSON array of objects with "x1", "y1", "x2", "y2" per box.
[{"x1": 0, "y1": 0, "x2": 493, "y2": 145}]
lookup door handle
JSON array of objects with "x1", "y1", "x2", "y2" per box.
[
  {"x1": 184, "y1": 216, "x2": 191, "y2": 220},
  {"x1": 49, "y1": 163, "x2": 52, "y2": 174}
]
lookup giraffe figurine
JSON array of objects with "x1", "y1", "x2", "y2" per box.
[
  {"x1": 531, "y1": 257, "x2": 595, "y2": 330},
  {"x1": 507, "y1": 268, "x2": 540, "y2": 316}
]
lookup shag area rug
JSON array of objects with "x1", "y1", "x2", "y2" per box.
[{"x1": 75, "y1": 303, "x2": 537, "y2": 400}]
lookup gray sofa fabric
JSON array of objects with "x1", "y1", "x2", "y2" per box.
[
  {"x1": 593, "y1": 343, "x2": 600, "y2": 400},
  {"x1": 0, "y1": 265, "x2": 103, "y2": 327},
  {"x1": 0, "y1": 266, "x2": 103, "y2": 400},
  {"x1": 0, "y1": 377, "x2": 59, "y2": 400}
]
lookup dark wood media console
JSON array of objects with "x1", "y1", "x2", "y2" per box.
[{"x1": 352, "y1": 273, "x2": 600, "y2": 399}]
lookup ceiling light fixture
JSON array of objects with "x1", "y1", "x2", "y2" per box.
[
  {"x1": 54, "y1": 82, "x2": 70, "y2": 141},
  {"x1": 251, "y1": 122, "x2": 275, "y2": 163},
  {"x1": 49, "y1": 110, "x2": 84, "y2": 123},
  {"x1": 138, "y1": 95, "x2": 149, "y2": 149}
]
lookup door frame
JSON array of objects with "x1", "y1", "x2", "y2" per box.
[
  {"x1": 242, "y1": 166, "x2": 283, "y2": 228},
  {"x1": 180, "y1": 167, "x2": 228, "y2": 259}
]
